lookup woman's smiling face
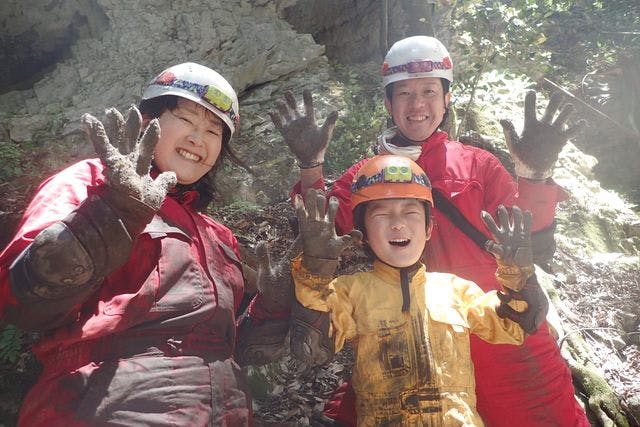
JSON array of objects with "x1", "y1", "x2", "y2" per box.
[{"x1": 153, "y1": 98, "x2": 224, "y2": 185}]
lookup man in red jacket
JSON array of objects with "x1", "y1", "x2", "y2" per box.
[{"x1": 270, "y1": 36, "x2": 589, "y2": 426}]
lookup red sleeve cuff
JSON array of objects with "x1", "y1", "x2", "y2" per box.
[
  {"x1": 245, "y1": 293, "x2": 290, "y2": 324},
  {"x1": 517, "y1": 178, "x2": 569, "y2": 231},
  {"x1": 290, "y1": 178, "x2": 326, "y2": 201}
]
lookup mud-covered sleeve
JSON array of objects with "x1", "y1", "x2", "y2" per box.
[
  {"x1": 480, "y1": 152, "x2": 565, "y2": 263},
  {"x1": 0, "y1": 160, "x2": 101, "y2": 323},
  {"x1": 290, "y1": 177, "x2": 326, "y2": 200},
  {"x1": 515, "y1": 177, "x2": 568, "y2": 232},
  {"x1": 455, "y1": 276, "x2": 525, "y2": 345},
  {"x1": 291, "y1": 255, "x2": 356, "y2": 352}
]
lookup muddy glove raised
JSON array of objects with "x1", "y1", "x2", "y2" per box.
[
  {"x1": 270, "y1": 90, "x2": 338, "y2": 169},
  {"x1": 253, "y1": 237, "x2": 302, "y2": 314},
  {"x1": 291, "y1": 189, "x2": 359, "y2": 366},
  {"x1": 82, "y1": 106, "x2": 176, "y2": 237},
  {"x1": 500, "y1": 91, "x2": 586, "y2": 181},
  {"x1": 481, "y1": 205, "x2": 548, "y2": 334},
  {"x1": 294, "y1": 189, "x2": 362, "y2": 276}
]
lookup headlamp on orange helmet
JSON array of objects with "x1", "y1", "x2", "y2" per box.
[{"x1": 351, "y1": 155, "x2": 433, "y2": 210}]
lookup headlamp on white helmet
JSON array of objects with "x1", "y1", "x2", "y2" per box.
[
  {"x1": 142, "y1": 62, "x2": 240, "y2": 138},
  {"x1": 381, "y1": 36, "x2": 453, "y2": 88}
]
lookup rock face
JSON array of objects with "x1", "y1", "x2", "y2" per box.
[
  {"x1": 1, "y1": 0, "x2": 343, "y2": 207},
  {"x1": 0, "y1": 0, "x2": 449, "y2": 207},
  {"x1": 0, "y1": 0, "x2": 109, "y2": 93},
  {"x1": 573, "y1": 57, "x2": 640, "y2": 205}
]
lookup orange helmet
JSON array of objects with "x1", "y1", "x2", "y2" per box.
[{"x1": 351, "y1": 155, "x2": 433, "y2": 210}]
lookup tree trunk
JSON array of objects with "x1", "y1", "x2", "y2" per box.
[{"x1": 401, "y1": 0, "x2": 436, "y2": 36}]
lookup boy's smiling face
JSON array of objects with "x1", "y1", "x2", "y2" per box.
[
  {"x1": 364, "y1": 198, "x2": 431, "y2": 267},
  {"x1": 153, "y1": 98, "x2": 224, "y2": 185}
]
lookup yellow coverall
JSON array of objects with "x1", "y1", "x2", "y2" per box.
[{"x1": 292, "y1": 257, "x2": 525, "y2": 427}]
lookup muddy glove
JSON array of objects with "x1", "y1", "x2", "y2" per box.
[
  {"x1": 500, "y1": 91, "x2": 586, "y2": 181},
  {"x1": 291, "y1": 189, "x2": 360, "y2": 366},
  {"x1": 254, "y1": 237, "x2": 302, "y2": 313},
  {"x1": 481, "y1": 205, "x2": 548, "y2": 334},
  {"x1": 82, "y1": 106, "x2": 177, "y2": 237},
  {"x1": 7, "y1": 107, "x2": 174, "y2": 329},
  {"x1": 294, "y1": 189, "x2": 362, "y2": 276},
  {"x1": 269, "y1": 90, "x2": 338, "y2": 169}
]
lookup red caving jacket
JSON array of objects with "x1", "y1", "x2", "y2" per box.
[
  {"x1": 0, "y1": 159, "x2": 253, "y2": 426},
  {"x1": 293, "y1": 130, "x2": 589, "y2": 426}
]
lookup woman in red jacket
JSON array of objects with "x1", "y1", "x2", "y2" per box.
[{"x1": 0, "y1": 62, "x2": 290, "y2": 426}]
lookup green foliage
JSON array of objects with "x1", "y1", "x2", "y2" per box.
[
  {"x1": 443, "y1": 0, "x2": 639, "y2": 138},
  {"x1": 324, "y1": 63, "x2": 388, "y2": 176},
  {"x1": 450, "y1": 0, "x2": 562, "y2": 94},
  {"x1": 447, "y1": 0, "x2": 570, "y2": 135},
  {"x1": 541, "y1": 0, "x2": 640, "y2": 76},
  {"x1": 0, "y1": 325, "x2": 24, "y2": 364},
  {"x1": 0, "y1": 142, "x2": 26, "y2": 181},
  {"x1": 448, "y1": 0, "x2": 640, "y2": 89}
]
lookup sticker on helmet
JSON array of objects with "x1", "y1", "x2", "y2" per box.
[{"x1": 382, "y1": 58, "x2": 452, "y2": 77}]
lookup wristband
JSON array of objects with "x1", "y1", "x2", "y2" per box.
[{"x1": 297, "y1": 160, "x2": 324, "y2": 169}]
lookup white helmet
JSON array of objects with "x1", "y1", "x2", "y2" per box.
[
  {"x1": 381, "y1": 36, "x2": 453, "y2": 88},
  {"x1": 142, "y1": 62, "x2": 240, "y2": 137}
]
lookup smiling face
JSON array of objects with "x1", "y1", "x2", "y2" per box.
[
  {"x1": 384, "y1": 77, "x2": 450, "y2": 143},
  {"x1": 153, "y1": 98, "x2": 225, "y2": 185},
  {"x1": 363, "y1": 198, "x2": 432, "y2": 268}
]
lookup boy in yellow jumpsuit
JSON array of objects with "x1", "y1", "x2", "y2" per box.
[{"x1": 291, "y1": 155, "x2": 549, "y2": 426}]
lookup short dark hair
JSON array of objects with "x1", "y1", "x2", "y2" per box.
[
  {"x1": 352, "y1": 200, "x2": 432, "y2": 260},
  {"x1": 138, "y1": 95, "x2": 236, "y2": 211}
]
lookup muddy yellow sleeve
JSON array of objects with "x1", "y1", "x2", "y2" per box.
[
  {"x1": 454, "y1": 278, "x2": 525, "y2": 345},
  {"x1": 291, "y1": 255, "x2": 356, "y2": 352}
]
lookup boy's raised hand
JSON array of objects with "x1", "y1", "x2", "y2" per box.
[
  {"x1": 481, "y1": 205, "x2": 534, "y2": 282},
  {"x1": 82, "y1": 106, "x2": 177, "y2": 236},
  {"x1": 481, "y1": 205, "x2": 548, "y2": 334},
  {"x1": 269, "y1": 90, "x2": 338, "y2": 169},
  {"x1": 500, "y1": 91, "x2": 586, "y2": 181},
  {"x1": 294, "y1": 189, "x2": 362, "y2": 276}
]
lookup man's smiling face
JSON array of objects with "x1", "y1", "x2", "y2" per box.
[{"x1": 385, "y1": 77, "x2": 450, "y2": 143}]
